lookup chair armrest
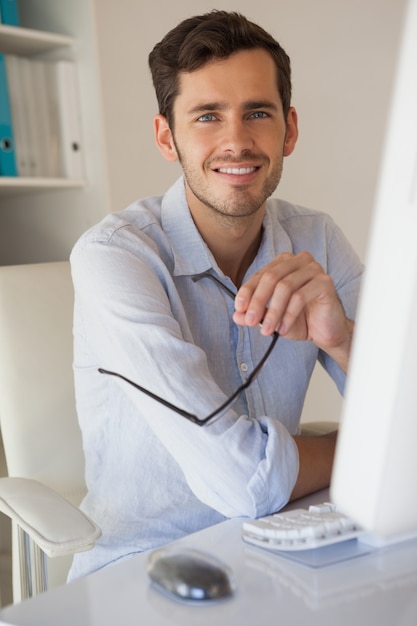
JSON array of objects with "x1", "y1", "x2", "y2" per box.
[
  {"x1": 299, "y1": 421, "x2": 339, "y2": 437},
  {"x1": 0, "y1": 477, "x2": 101, "y2": 558}
]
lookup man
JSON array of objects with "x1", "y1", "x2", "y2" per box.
[{"x1": 68, "y1": 11, "x2": 363, "y2": 579}]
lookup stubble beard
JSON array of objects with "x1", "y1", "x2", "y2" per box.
[{"x1": 174, "y1": 144, "x2": 284, "y2": 228}]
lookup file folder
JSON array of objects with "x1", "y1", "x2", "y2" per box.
[
  {"x1": 5, "y1": 55, "x2": 30, "y2": 176},
  {"x1": 0, "y1": 53, "x2": 17, "y2": 176},
  {"x1": 52, "y1": 61, "x2": 84, "y2": 179},
  {"x1": 0, "y1": 0, "x2": 20, "y2": 26}
]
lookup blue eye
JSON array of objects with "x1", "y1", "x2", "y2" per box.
[
  {"x1": 198, "y1": 113, "x2": 217, "y2": 122},
  {"x1": 250, "y1": 111, "x2": 268, "y2": 119}
]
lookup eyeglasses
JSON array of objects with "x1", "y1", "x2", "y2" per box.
[{"x1": 98, "y1": 272, "x2": 279, "y2": 427}]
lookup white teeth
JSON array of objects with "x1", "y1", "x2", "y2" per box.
[{"x1": 217, "y1": 167, "x2": 257, "y2": 175}]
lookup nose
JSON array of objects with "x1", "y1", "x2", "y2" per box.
[{"x1": 220, "y1": 116, "x2": 255, "y2": 155}]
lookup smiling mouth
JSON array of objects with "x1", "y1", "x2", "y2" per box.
[{"x1": 216, "y1": 166, "x2": 259, "y2": 175}]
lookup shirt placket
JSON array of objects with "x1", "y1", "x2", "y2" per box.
[{"x1": 235, "y1": 324, "x2": 267, "y2": 420}]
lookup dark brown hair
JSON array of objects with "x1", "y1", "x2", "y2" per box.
[{"x1": 148, "y1": 10, "x2": 292, "y2": 128}]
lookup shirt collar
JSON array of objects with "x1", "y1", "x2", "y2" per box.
[
  {"x1": 161, "y1": 177, "x2": 292, "y2": 279},
  {"x1": 161, "y1": 177, "x2": 216, "y2": 277}
]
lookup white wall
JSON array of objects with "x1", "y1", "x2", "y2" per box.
[{"x1": 94, "y1": 0, "x2": 407, "y2": 422}]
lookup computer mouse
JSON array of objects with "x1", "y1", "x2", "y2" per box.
[{"x1": 147, "y1": 546, "x2": 235, "y2": 602}]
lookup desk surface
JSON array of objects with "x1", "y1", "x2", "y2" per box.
[{"x1": 1, "y1": 490, "x2": 417, "y2": 626}]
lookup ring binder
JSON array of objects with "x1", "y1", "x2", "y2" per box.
[{"x1": 0, "y1": 52, "x2": 17, "y2": 176}]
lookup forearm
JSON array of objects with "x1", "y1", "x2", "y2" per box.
[{"x1": 290, "y1": 430, "x2": 338, "y2": 501}]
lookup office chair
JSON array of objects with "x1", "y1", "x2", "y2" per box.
[{"x1": 0, "y1": 262, "x2": 101, "y2": 603}]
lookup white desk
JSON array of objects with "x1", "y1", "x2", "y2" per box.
[{"x1": 1, "y1": 490, "x2": 417, "y2": 626}]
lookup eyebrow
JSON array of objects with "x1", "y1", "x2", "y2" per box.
[
  {"x1": 243, "y1": 100, "x2": 279, "y2": 112},
  {"x1": 187, "y1": 99, "x2": 279, "y2": 116}
]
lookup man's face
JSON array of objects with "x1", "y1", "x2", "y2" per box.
[{"x1": 156, "y1": 48, "x2": 298, "y2": 225}]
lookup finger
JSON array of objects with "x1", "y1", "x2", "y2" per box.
[
  {"x1": 234, "y1": 253, "x2": 302, "y2": 323},
  {"x1": 259, "y1": 262, "x2": 323, "y2": 335},
  {"x1": 267, "y1": 273, "x2": 336, "y2": 338}
]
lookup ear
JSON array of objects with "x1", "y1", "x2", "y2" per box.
[
  {"x1": 154, "y1": 114, "x2": 178, "y2": 162},
  {"x1": 283, "y1": 107, "x2": 299, "y2": 157}
]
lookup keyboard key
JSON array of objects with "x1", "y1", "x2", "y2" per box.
[{"x1": 242, "y1": 503, "x2": 364, "y2": 551}]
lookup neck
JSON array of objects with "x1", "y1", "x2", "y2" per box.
[
  {"x1": 220, "y1": 235, "x2": 263, "y2": 287},
  {"x1": 194, "y1": 212, "x2": 264, "y2": 287},
  {"x1": 184, "y1": 180, "x2": 266, "y2": 286}
]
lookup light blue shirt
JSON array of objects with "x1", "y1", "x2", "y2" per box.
[{"x1": 68, "y1": 177, "x2": 363, "y2": 579}]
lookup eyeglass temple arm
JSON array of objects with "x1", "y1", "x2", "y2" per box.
[
  {"x1": 99, "y1": 325, "x2": 278, "y2": 426},
  {"x1": 99, "y1": 272, "x2": 278, "y2": 426},
  {"x1": 191, "y1": 271, "x2": 270, "y2": 331},
  {"x1": 203, "y1": 330, "x2": 279, "y2": 421},
  {"x1": 98, "y1": 368, "x2": 204, "y2": 425},
  {"x1": 191, "y1": 271, "x2": 236, "y2": 299}
]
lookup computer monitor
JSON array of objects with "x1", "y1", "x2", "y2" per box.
[{"x1": 330, "y1": 0, "x2": 417, "y2": 539}]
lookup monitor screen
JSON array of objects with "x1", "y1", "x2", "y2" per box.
[{"x1": 330, "y1": 0, "x2": 417, "y2": 539}]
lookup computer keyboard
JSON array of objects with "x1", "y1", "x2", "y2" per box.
[{"x1": 242, "y1": 502, "x2": 364, "y2": 551}]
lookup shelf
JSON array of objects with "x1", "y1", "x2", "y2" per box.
[
  {"x1": 0, "y1": 24, "x2": 74, "y2": 55},
  {"x1": 0, "y1": 177, "x2": 84, "y2": 196}
]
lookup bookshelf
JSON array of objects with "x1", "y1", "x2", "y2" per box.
[
  {"x1": 0, "y1": 176, "x2": 83, "y2": 195},
  {"x1": 0, "y1": 22, "x2": 74, "y2": 55},
  {"x1": 0, "y1": 13, "x2": 84, "y2": 191},
  {"x1": 0, "y1": 0, "x2": 110, "y2": 265}
]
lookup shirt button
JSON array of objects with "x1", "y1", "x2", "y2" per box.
[{"x1": 240, "y1": 363, "x2": 249, "y2": 372}]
